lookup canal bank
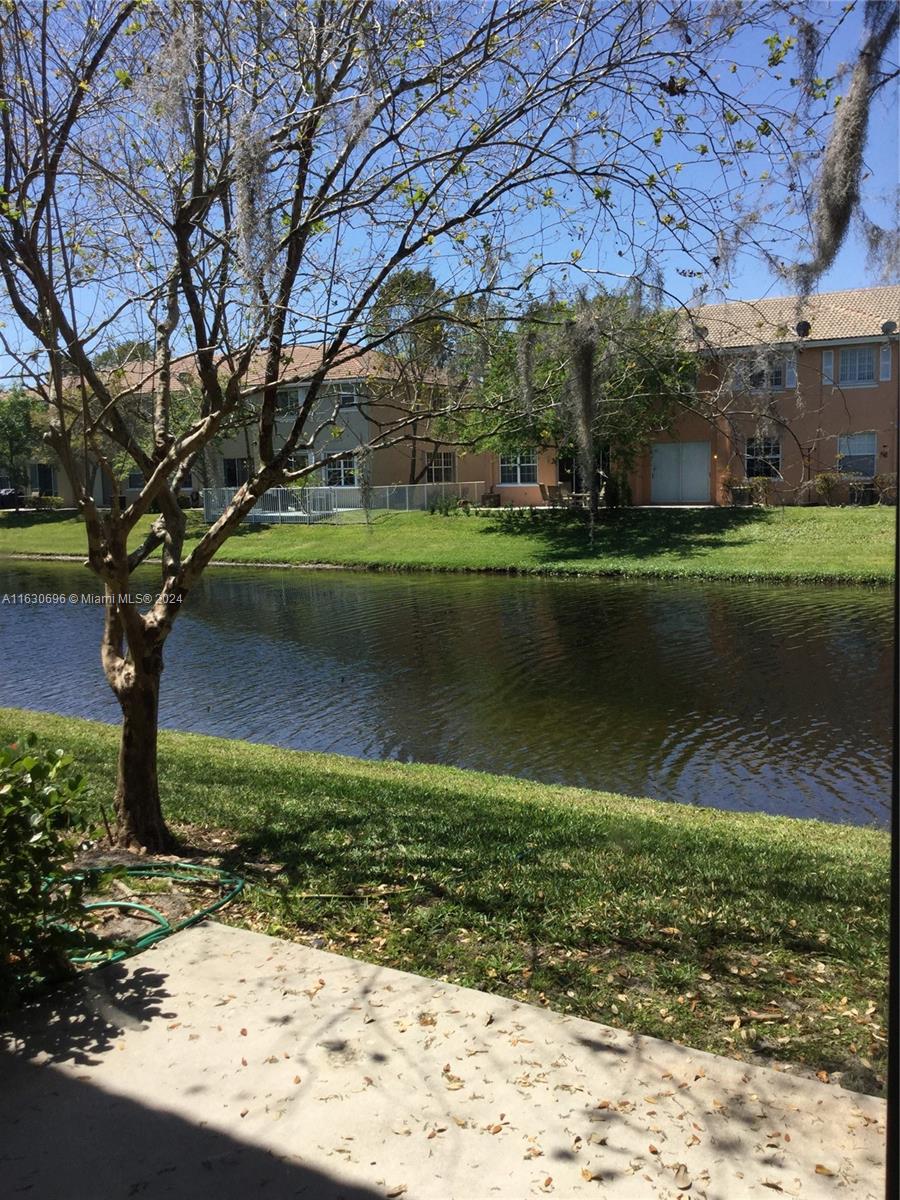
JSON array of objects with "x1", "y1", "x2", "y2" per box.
[
  {"x1": 0, "y1": 707, "x2": 889, "y2": 1092},
  {"x1": 0, "y1": 505, "x2": 894, "y2": 584}
]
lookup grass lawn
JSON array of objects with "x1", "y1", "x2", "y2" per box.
[
  {"x1": 0, "y1": 707, "x2": 889, "y2": 1092},
  {"x1": 0, "y1": 504, "x2": 893, "y2": 583}
]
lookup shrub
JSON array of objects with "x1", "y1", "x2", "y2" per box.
[
  {"x1": 0, "y1": 734, "x2": 90, "y2": 1009},
  {"x1": 748, "y1": 476, "x2": 772, "y2": 505},
  {"x1": 427, "y1": 494, "x2": 464, "y2": 517},
  {"x1": 32, "y1": 494, "x2": 65, "y2": 511},
  {"x1": 873, "y1": 473, "x2": 897, "y2": 505},
  {"x1": 814, "y1": 471, "x2": 842, "y2": 505}
]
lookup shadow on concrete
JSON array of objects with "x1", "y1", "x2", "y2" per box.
[
  {"x1": 1, "y1": 962, "x2": 176, "y2": 1067},
  {"x1": 0, "y1": 1054, "x2": 384, "y2": 1200}
]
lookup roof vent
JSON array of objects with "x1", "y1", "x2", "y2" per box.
[{"x1": 795, "y1": 320, "x2": 811, "y2": 339}]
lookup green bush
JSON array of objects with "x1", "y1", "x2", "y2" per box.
[
  {"x1": 427, "y1": 493, "x2": 467, "y2": 517},
  {"x1": 0, "y1": 734, "x2": 90, "y2": 1008},
  {"x1": 814, "y1": 471, "x2": 842, "y2": 506},
  {"x1": 32, "y1": 494, "x2": 65, "y2": 511}
]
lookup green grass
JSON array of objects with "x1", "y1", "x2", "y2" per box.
[
  {"x1": 0, "y1": 505, "x2": 893, "y2": 583},
  {"x1": 1, "y1": 707, "x2": 889, "y2": 1091}
]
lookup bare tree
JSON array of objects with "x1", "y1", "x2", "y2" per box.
[{"x1": 0, "y1": 0, "x2": 858, "y2": 848}]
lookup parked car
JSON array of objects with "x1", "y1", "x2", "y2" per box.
[{"x1": 0, "y1": 488, "x2": 24, "y2": 509}]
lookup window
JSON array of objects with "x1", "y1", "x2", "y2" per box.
[
  {"x1": 745, "y1": 437, "x2": 781, "y2": 479},
  {"x1": 748, "y1": 362, "x2": 783, "y2": 390},
  {"x1": 425, "y1": 451, "x2": 455, "y2": 483},
  {"x1": 29, "y1": 463, "x2": 56, "y2": 494},
  {"x1": 839, "y1": 346, "x2": 876, "y2": 385},
  {"x1": 323, "y1": 380, "x2": 359, "y2": 407},
  {"x1": 738, "y1": 356, "x2": 786, "y2": 391},
  {"x1": 180, "y1": 470, "x2": 193, "y2": 490},
  {"x1": 837, "y1": 432, "x2": 877, "y2": 477},
  {"x1": 499, "y1": 452, "x2": 538, "y2": 485},
  {"x1": 224, "y1": 457, "x2": 250, "y2": 487},
  {"x1": 127, "y1": 470, "x2": 144, "y2": 490},
  {"x1": 324, "y1": 453, "x2": 357, "y2": 487},
  {"x1": 276, "y1": 388, "x2": 300, "y2": 414},
  {"x1": 286, "y1": 452, "x2": 310, "y2": 473}
]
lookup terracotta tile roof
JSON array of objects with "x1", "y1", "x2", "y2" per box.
[
  {"x1": 685, "y1": 285, "x2": 900, "y2": 349},
  {"x1": 109, "y1": 344, "x2": 404, "y2": 394}
]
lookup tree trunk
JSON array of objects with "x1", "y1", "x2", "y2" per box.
[{"x1": 113, "y1": 664, "x2": 175, "y2": 852}]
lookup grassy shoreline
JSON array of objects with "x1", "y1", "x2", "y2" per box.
[
  {"x1": 0, "y1": 506, "x2": 894, "y2": 584},
  {"x1": 0, "y1": 706, "x2": 889, "y2": 1091}
]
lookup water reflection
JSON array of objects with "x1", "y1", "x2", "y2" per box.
[{"x1": 0, "y1": 561, "x2": 890, "y2": 826}]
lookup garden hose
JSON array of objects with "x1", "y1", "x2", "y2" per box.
[{"x1": 57, "y1": 861, "x2": 244, "y2": 967}]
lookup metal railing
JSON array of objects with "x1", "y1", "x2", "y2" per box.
[{"x1": 202, "y1": 481, "x2": 484, "y2": 524}]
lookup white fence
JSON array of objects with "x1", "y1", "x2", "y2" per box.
[{"x1": 202, "y1": 481, "x2": 485, "y2": 525}]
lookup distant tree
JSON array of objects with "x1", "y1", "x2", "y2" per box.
[
  {"x1": 462, "y1": 291, "x2": 694, "y2": 526},
  {"x1": 0, "y1": 388, "x2": 41, "y2": 509},
  {"x1": 366, "y1": 270, "x2": 457, "y2": 483}
]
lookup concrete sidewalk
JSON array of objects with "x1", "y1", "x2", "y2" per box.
[{"x1": 0, "y1": 922, "x2": 885, "y2": 1199}]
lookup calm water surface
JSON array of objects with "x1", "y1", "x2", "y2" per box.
[{"x1": 0, "y1": 561, "x2": 891, "y2": 827}]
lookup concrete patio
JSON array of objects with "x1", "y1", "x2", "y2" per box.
[{"x1": 0, "y1": 921, "x2": 886, "y2": 1199}]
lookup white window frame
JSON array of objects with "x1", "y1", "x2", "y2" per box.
[
  {"x1": 745, "y1": 437, "x2": 782, "y2": 480},
  {"x1": 323, "y1": 453, "x2": 357, "y2": 487},
  {"x1": 425, "y1": 451, "x2": 456, "y2": 483},
  {"x1": 837, "y1": 431, "x2": 877, "y2": 478},
  {"x1": 127, "y1": 470, "x2": 145, "y2": 490},
  {"x1": 838, "y1": 345, "x2": 876, "y2": 387},
  {"x1": 738, "y1": 355, "x2": 786, "y2": 392},
  {"x1": 499, "y1": 451, "x2": 538, "y2": 486},
  {"x1": 880, "y1": 342, "x2": 892, "y2": 382},
  {"x1": 286, "y1": 451, "x2": 311, "y2": 474},
  {"x1": 323, "y1": 380, "x2": 359, "y2": 407}
]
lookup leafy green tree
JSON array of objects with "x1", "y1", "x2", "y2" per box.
[
  {"x1": 457, "y1": 291, "x2": 694, "y2": 523},
  {"x1": 0, "y1": 388, "x2": 41, "y2": 508},
  {"x1": 367, "y1": 270, "x2": 457, "y2": 482}
]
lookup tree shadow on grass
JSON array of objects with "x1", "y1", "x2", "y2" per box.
[{"x1": 477, "y1": 506, "x2": 774, "y2": 565}]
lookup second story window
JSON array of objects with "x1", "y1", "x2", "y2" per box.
[
  {"x1": 323, "y1": 381, "x2": 359, "y2": 407},
  {"x1": 745, "y1": 437, "x2": 781, "y2": 479},
  {"x1": 425, "y1": 451, "x2": 456, "y2": 483},
  {"x1": 499, "y1": 451, "x2": 538, "y2": 485},
  {"x1": 839, "y1": 346, "x2": 875, "y2": 385},
  {"x1": 748, "y1": 362, "x2": 783, "y2": 390}
]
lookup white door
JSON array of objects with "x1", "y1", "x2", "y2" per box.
[{"x1": 651, "y1": 442, "x2": 710, "y2": 504}]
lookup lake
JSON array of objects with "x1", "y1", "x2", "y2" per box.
[{"x1": 0, "y1": 560, "x2": 891, "y2": 826}]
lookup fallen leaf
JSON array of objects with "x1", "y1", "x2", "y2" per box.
[
  {"x1": 385, "y1": 1187, "x2": 407, "y2": 1198},
  {"x1": 673, "y1": 1163, "x2": 692, "y2": 1189},
  {"x1": 292, "y1": 1075, "x2": 301, "y2": 1084},
  {"x1": 240, "y1": 1108, "x2": 249, "y2": 1118},
  {"x1": 581, "y1": 1167, "x2": 601, "y2": 1182},
  {"x1": 241, "y1": 1057, "x2": 247, "y2": 1067},
  {"x1": 649, "y1": 1144, "x2": 659, "y2": 1155},
  {"x1": 815, "y1": 1165, "x2": 836, "y2": 1177},
  {"x1": 239, "y1": 1028, "x2": 247, "y2": 1037}
]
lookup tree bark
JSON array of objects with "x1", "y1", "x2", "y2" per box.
[
  {"x1": 113, "y1": 665, "x2": 175, "y2": 852},
  {"x1": 102, "y1": 598, "x2": 176, "y2": 853}
]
